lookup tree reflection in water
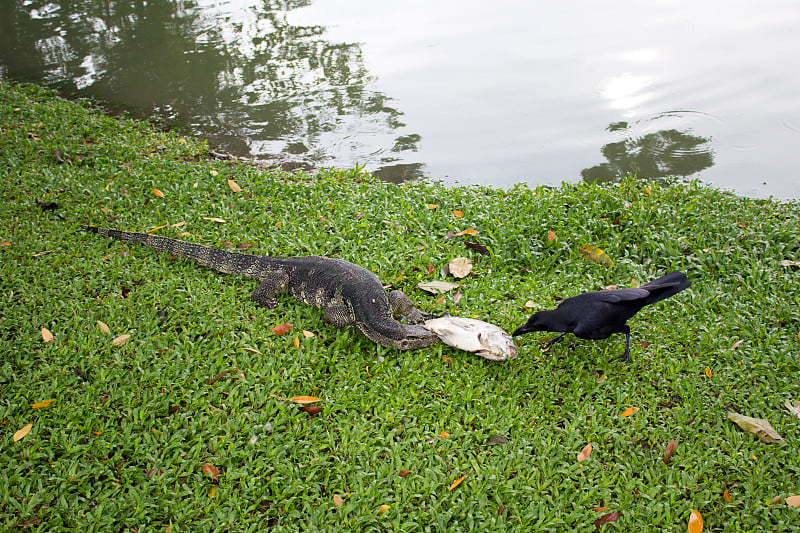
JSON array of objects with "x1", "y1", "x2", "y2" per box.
[
  {"x1": 0, "y1": 0, "x2": 421, "y2": 177},
  {"x1": 582, "y1": 121, "x2": 713, "y2": 184}
]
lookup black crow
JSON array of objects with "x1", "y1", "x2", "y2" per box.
[{"x1": 512, "y1": 272, "x2": 690, "y2": 361}]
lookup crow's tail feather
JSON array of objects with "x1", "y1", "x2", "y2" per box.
[{"x1": 642, "y1": 271, "x2": 691, "y2": 304}]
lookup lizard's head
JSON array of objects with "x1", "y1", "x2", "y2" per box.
[{"x1": 397, "y1": 325, "x2": 440, "y2": 350}]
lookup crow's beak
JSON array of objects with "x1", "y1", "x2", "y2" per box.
[{"x1": 512, "y1": 323, "x2": 532, "y2": 337}]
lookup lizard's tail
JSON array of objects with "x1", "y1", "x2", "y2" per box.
[{"x1": 82, "y1": 226, "x2": 266, "y2": 279}]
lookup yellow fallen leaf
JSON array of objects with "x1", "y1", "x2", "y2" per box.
[
  {"x1": 202, "y1": 217, "x2": 226, "y2": 223},
  {"x1": 688, "y1": 509, "x2": 703, "y2": 533},
  {"x1": 152, "y1": 188, "x2": 165, "y2": 198},
  {"x1": 577, "y1": 443, "x2": 592, "y2": 462},
  {"x1": 32, "y1": 399, "x2": 55, "y2": 409},
  {"x1": 302, "y1": 330, "x2": 315, "y2": 338},
  {"x1": 288, "y1": 396, "x2": 322, "y2": 404},
  {"x1": 13, "y1": 423, "x2": 33, "y2": 442},
  {"x1": 378, "y1": 504, "x2": 390, "y2": 514},
  {"x1": 547, "y1": 230, "x2": 558, "y2": 242},
  {"x1": 112, "y1": 334, "x2": 131, "y2": 346},
  {"x1": 455, "y1": 229, "x2": 479, "y2": 236},
  {"x1": 97, "y1": 320, "x2": 111, "y2": 334},
  {"x1": 705, "y1": 367, "x2": 712, "y2": 378},
  {"x1": 727, "y1": 412, "x2": 785, "y2": 443},
  {"x1": 240, "y1": 347, "x2": 263, "y2": 355},
  {"x1": 524, "y1": 300, "x2": 537, "y2": 309},
  {"x1": 171, "y1": 221, "x2": 186, "y2": 228},
  {"x1": 333, "y1": 494, "x2": 344, "y2": 507},
  {"x1": 723, "y1": 488, "x2": 732, "y2": 503},
  {"x1": 425, "y1": 203, "x2": 437, "y2": 210},
  {"x1": 621, "y1": 407, "x2": 639, "y2": 417},
  {"x1": 41, "y1": 328, "x2": 53, "y2": 343},
  {"x1": 227, "y1": 179, "x2": 242, "y2": 192},
  {"x1": 449, "y1": 474, "x2": 467, "y2": 491},
  {"x1": 439, "y1": 431, "x2": 449, "y2": 439},
  {"x1": 208, "y1": 486, "x2": 217, "y2": 498},
  {"x1": 293, "y1": 336, "x2": 300, "y2": 349},
  {"x1": 209, "y1": 170, "x2": 219, "y2": 177},
  {"x1": 452, "y1": 210, "x2": 464, "y2": 218},
  {"x1": 579, "y1": 244, "x2": 614, "y2": 266}
]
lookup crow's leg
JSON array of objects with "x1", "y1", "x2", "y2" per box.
[
  {"x1": 544, "y1": 332, "x2": 568, "y2": 349},
  {"x1": 619, "y1": 326, "x2": 631, "y2": 362}
]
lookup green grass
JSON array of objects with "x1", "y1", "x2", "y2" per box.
[{"x1": 2, "y1": 80, "x2": 800, "y2": 532}]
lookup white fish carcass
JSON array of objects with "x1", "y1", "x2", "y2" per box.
[{"x1": 423, "y1": 315, "x2": 518, "y2": 361}]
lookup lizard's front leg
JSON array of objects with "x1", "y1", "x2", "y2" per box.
[
  {"x1": 388, "y1": 289, "x2": 433, "y2": 324},
  {"x1": 251, "y1": 271, "x2": 290, "y2": 308}
]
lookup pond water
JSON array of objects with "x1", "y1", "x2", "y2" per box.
[{"x1": 2, "y1": 0, "x2": 799, "y2": 198}]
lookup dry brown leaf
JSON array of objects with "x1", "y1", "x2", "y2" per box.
[
  {"x1": 723, "y1": 488, "x2": 732, "y2": 503},
  {"x1": 705, "y1": 367, "x2": 712, "y2": 378},
  {"x1": 201, "y1": 462, "x2": 219, "y2": 481},
  {"x1": 547, "y1": 230, "x2": 558, "y2": 242},
  {"x1": 202, "y1": 216, "x2": 226, "y2": 223},
  {"x1": 452, "y1": 289, "x2": 463, "y2": 305},
  {"x1": 579, "y1": 244, "x2": 614, "y2": 266},
  {"x1": 456, "y1": 229, "x2": 479, "y2": 236},
  {"x1": 398, "y1": 469, "x2": 412, "y2": 477},
  {"x1": 152, "y1": 188, "x2": 165, "y2": 198},
  {"x1": 333, "y1": 494, "x2": 344, "y2": 507},
  {"x1": 786, "y1": 495, "x2": 800, "y2": 507},
  {"x1": 663, "y1": 438, "x2": 677, "y2": 464},
  {"x1": 41, "y1": 328, "x2": 53, "y2": 343},
  {"x1": 727, "y1": 412, "x2": 785, "y2": 443},
  {"x1": 452, "y1": 210, "x2": 464, "y2": 218},
  {"x1": 271, "y1": 323, "x2": 293, "y2": 335},
  {"x1": 448, "y1": 257, "x2": 473, "y2": 278},
  {"x1": 592, "y1": 506, "x2": 609, "y2": 513},
  {"x1": 288, "y1": 396, "x2": 322, "y2": 404},
  {"x1": 449, "y1": 475, "x2": 467, "y2": 491},
  {"x1": 97, "y1": 320, "x2": 111, "y2": 334},
  {"x1": 593, "y1": 512, "x2": 620, "y2": 529},
  {"x1": 32, "y1": 399, "x2": 55, "y2": 409},
  {"x1": 300, "y1": 405, "x2": 323, "y2": 415},
  {"x1": 464, "y1": 240, "x2": 490, "y2": 255},
  {"x1": 112, "y1": 334, "x2": 131, "y2": 346},
  {"x1": 769, "y1": 495, "x2": 783, "y2": 505},
  {"x1": 688, "y1": 510, "x2": 703, "y2": 533},
  {"x1": 577, "y1": 443, "x2": 592, "y2": 462},
  {"x1": 227, "y1": 179, "x2": 242, "y2": 192},
  {"x1": 13, "y1": 423, "x2": 33, "y2": 442}
]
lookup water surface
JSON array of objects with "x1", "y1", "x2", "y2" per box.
[{"x1": 2, "y1": 0, "x2": 799, "y2": 198}]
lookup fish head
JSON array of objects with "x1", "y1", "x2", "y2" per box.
[{"x1": 475, "y1": 332, "x2": 518, "y2": 361}]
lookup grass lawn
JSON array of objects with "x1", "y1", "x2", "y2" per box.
[{"x1": 2, "y1": 80, "x2": 800, "y2": 532}]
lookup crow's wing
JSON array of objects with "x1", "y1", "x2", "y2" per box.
[{"x1": 560, "y1": 289, "x2": 650, "y2": 340}]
